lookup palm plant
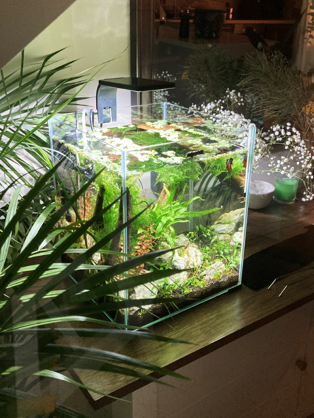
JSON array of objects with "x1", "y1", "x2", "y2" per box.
[
  {"x1": 0, "y1": 48, "x2": 124, "y2": 189},
  {"x1": 0, "y1": 48, "x2": 126, "y2": 263},
  {"x1": 0, "y1": 163, "x2": 189, "y2": 417},
  {"x1": 0, "y1": 48, "x2": 189, "y2": 416},
  {"x1": 0, "y1": 49, "x2": 85, "y2": 186}
]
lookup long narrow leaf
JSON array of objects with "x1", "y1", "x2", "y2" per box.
[
  {"x1": 33, "y1": 370, "x2": 126, "y2": 402},
  {"x1": 2, "y1": 316, "x2": 139, "y2": 333},
  {"x1": 54, "y1": 268, "x2": 185, "y2": 309},
  {"x1": 0, "y1": 185, "x2": 23, "y2": 272},
  {"x1": 20, "y1": 204, "x2": 57, "y2": 252},
  {"x1": 48, "y1": 246, "x2": 179, "y2": 310},
  {"x1": 43, "y1": 345, "x2": 190, "y2": 381},
  {"x1": 3, "y1": 328, "x2": 190, "y2": 344}
]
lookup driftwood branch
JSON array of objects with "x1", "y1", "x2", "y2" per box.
[{"x1": 92, "y1": 185, "x2": 105, "y2": 230}]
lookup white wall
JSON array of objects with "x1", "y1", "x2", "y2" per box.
[
  {"x1": 2, "y1": 0, "x2": 132, "y2": 110},
  {"x1": 0, "y1": 0, "x2": 76, "y2": 69},
  {"x1": 132, "y1": 301, "x2": 314, "y2": 418}
]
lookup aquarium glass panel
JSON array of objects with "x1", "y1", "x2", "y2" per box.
[{"x1": 49, "y1": 103, "x2": 255, "y2": 327}]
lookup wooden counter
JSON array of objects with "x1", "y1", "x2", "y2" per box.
[{"x1": 68, "y1": 199, "x2": 314, "y2": 408}]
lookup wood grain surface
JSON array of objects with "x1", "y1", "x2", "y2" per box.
[{"x1": 63, "y1": 200, "x2": 314, "y2": 407}]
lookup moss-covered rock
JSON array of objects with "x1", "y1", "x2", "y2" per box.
[{"x1": 201, "y1": 261, "x2": 226, "y2": 282}]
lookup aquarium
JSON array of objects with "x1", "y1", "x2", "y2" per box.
[{"x1": 49, "y1": 103, "x2": 255, "y2": 327}]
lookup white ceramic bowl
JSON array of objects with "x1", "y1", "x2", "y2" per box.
[{"x1": 249, "y1": 180, "x2": 275, "y2": 210}]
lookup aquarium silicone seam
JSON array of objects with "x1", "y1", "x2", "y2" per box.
[
  {"x1": 238, "y1": 123, "x2": 256, "y2": 287},
  {"x1": 121, "y1": 150, "x2": 129, "y2": 327}
]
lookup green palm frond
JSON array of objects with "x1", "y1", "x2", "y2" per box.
[{"x1": 0, "y1": 167, "x2": 190, "y2": 412}]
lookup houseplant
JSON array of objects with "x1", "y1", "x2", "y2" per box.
[
  {"x1": 0, "y1": 162, "x2": 190, "y2": 417},
  {"x1": 0, "y1": 49, "x2": 190, "y2": 416}
]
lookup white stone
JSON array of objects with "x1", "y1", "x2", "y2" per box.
[
  {"x1": 153, "y1": 235, "x2": 202, "y2": 270},
  {"x1": 172, "y1": 253, "x2": 187, "y2": 270},
  {"x1": 230, "y1": 231, "x2": 243, "y2": 246},
  {"x1": 201, "y1": 261, "x2": 226, "y2": 282},
  {"x1": 168, "y1": 271, "x2": 189, "y2": 286},
  {"x1": 176, "y1": 234, "x2": 191, "y2": 247},
  {"x1": 212, "y1": 223, "x2": 238, "y2": 235},
  {"x1": 217, "y1": 234, "x2": 232, "y2": 242},
  {"x1": 214, "y1": 208, "x2": 245, "y2": 226},
  {"x1": 128, "y1": 282, "x2": 157, "y2": 314}
]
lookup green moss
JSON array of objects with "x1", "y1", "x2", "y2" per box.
[
  {"x1": 156, "y1": 160, "x2": 203, "y2": 188},
  {"x1": 109, "y1": 125, "x2": 137, "y2": 135},
  {"x1": 126, "y1": 131, "x2": 166, "y2": 146},
  {"x1": 204, "y1": 154, "x2": 245, "y2": 179},
  {"x1": 93, "y1": 167, "x2": 121, "y2": 249},
  {"x1": 127, "y1": 158, "x2": 165, "y2": 174}
]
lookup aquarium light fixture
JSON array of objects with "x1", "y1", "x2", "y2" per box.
[{"x1": 96, "y1": 77, "x2": 175, "y2": 124}]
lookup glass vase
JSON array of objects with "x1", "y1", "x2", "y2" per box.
[{"x1": 273, "y1": 174, "x2": 299, "y2": 204}]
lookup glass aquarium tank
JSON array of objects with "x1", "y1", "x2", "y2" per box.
[{"x1": 49, "y1": 103, "x2": 255, "y2": 327}]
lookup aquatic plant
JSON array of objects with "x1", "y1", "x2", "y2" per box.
[
  {"x1": 145, "y1": 185, "x2": 221, "y2": 247},
  {"x1": 204, "y1": 154, "x2": 245, "y2": 179},
  {"x1": 189, "y1": 225, "x2": 241, "y2": 271},
  {"x1": 156, "y1": 159, "x2": 204, "y2": 189},
  {"x1": 133, "y1": 225, "x2": 156, "y2": 258}
]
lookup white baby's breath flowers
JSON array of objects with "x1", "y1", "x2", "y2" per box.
[
  {"x1": 191, "y1": 90, "x2": 314, "y2": 203},
  {"x1": 255, "y1": 122, "x2": 314, "y2": 201},
  {"x1": 189, "y1": 95, "x2": 251, "y2": 147}
]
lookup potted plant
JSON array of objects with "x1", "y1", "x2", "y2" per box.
[{"x1": 0, "y1": 163, "x2": 190, "y2": 417}]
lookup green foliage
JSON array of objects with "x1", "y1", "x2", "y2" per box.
[
  {"x1": 156, "y1": 160, "x2": 203, "y2": 188},
  {"x1": 0, "y1": 49, "x2": 90, "y2": 188},
  {"x1": 184, "y1": 47, "x2": 241, "y2": 102},
  {"x1": 93, "y1": 168, "x2": 121, "y2": 248},
  {"x1": 146, "y1": 185, "x2": 221, "y2": 247},
  {"x1": 204, "y1": 154, "x2": 244, "y2": 179},
  {"x1": 93, "y1": 168, "x2": 152, "y2": 253},
  {"x1": 128, "y1": 130, "x2": 169, "y2": 146},
  {"x1": 155, "y1": 223, "x2": 241, "y2": 298},
  {"x1": 154, "y1": 276, "x2": 181, "y2": 298},
  {"x1": 189, "y1": 224, "x2": 241, "y2": 271},
  {"x1": 127, "y1": 156, "x2": 166, "y2": 175},
  {"x1": 181, "y1": 275, "x2": 207, "y2": 294},
  {"x1": 109, "y1": 125, "x2": 138, "y2": 135},
  {"x1": 0, "y1": 165, "x2": 190, "y2": 413},
  {"x1": 239, "y1": 51, "x2": 314, "y2": 127}
]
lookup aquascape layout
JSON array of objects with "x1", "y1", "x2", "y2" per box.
[{"x1": 49, "y1": 104, "x2": 255, "y2": 326}]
